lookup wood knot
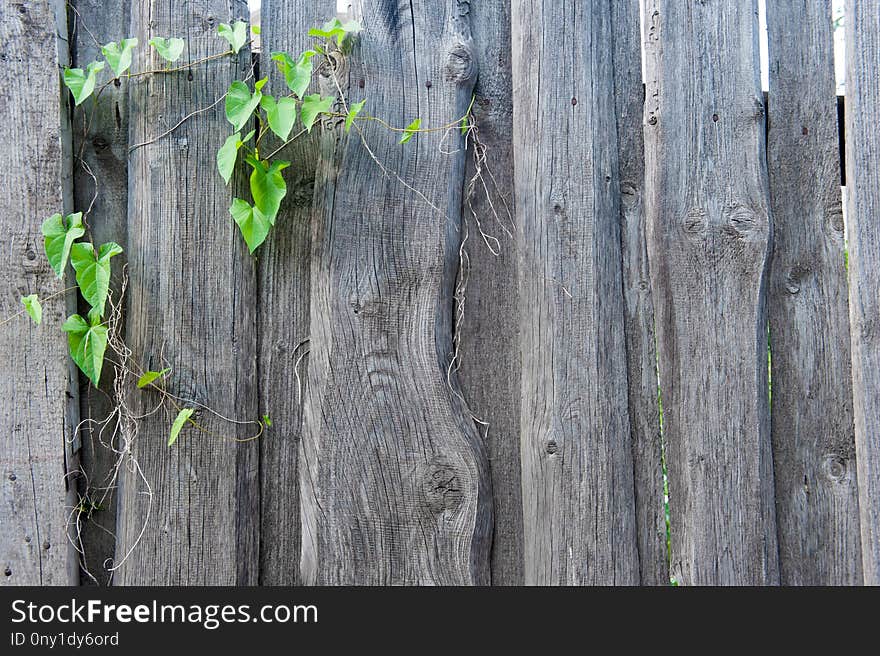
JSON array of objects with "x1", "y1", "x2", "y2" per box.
[
  {"x1": 421, "y1": 456, "x2": 463, "y2": 514},
  {"x1": 823, "y1": 455, "x2": 849, "y2": 483},
  {"x1": 445, "y1": 42, "x2": 475, "y2": 84}
]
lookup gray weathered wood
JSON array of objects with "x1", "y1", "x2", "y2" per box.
[
  {"x1": 456, "y1": 0, "x2": 523, "y2": 585},
  {"x1": 846, "y1": 0, "x2": 880, "y2": 585},
  {"x1": 116, "y1": 0, "x2": 259, "y2": 584},
  {"x1": 612, "y1": 0, "x2": 668, "y2": 585},
  {"x1": 642, "y1": 0, "x2": 779, "y2": 585},
  {"x1": 0, "y1": 0, "x2": 79, "y2": 586},
  {"x1": 513, "y1": 0, "x2": 640, "y2": 585},
  {"x1": 257, "y1": 0, "x2": 324, "y2": 586},
  {"x1": 70, "y1": 0, "x2": 132, "y2": 586},
  {"x1": 300, "y1": 0, "x2": 493, "y2": 585},
  {"x1": 767, "y1": 0, "x2": 862, "y2": 585}
]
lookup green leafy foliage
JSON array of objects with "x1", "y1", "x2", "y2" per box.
[
  {"x1": 217, "y1": 129, "x2": 255, "y2": 184},
  {"x1": 251, "y1": 25, "x2": 261, "y2": 36},
  {"x1": 260, "y1": 95, "x2": 298, "y2": 140},
  {"x1": 262, "y1": 414, "x2": 272, "y2": 427},
  {"x1": 345, "y1": 99, "x2": 366, "y2": 133},
  {"x1": 101, "y1": 38, "x2": 138, "y2": 77},
  {"x1": 246, "y1": 155, "x2": 290, "y2": 223},
  {"x1": 229, "y1": 198, "x2": 272, "y2": 253},
  {"x1": 168, "y1": 407, "x2": 194, "y2": 446},
  {"x1": 70, "y1": 242, "x2": 124, "y2": 317},
  {"x1": 41, "y1": 212, "x2": 86, "y2": 278},
  {"x1": 62, "y1": 61, "x2": 105, "y2": 106},
  {"x1": 225, "y1": 80, "x2": 262, "y2": 132},
  {"x1": 308, "y1": 18, "x2": 362, "y2": 47},
  {"x1": 136, "y1": 368, "x2": 171, "y2": 388},
  {"x1": 271, "y1": 50, "x2": 315, "y2": 99},
  {"x1": 20, "y1": 294, "x2": 42, "y2": 325},
  {"x1": 300, "y1": 93, "x2": 334, "y2": 132},
  {"x1": 460, "y1": 116, "x2": 470, "y2": 136},
  {"x1": 62, "y1": 312, "x2": 108, "y2": 386},
  {"x1": 400, "y1": 118, "x2": 421, "y2": 143},
  {"x1": 149, "y1": 37, "x2": 185, "y2": 62},
  {"x1": 218, "y1": 21, "x2": 248, "y2": 54}
]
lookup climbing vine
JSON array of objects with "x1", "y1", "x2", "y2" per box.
[{"x1": 9, "y1": 17, "x2": 476, "y2": 447}]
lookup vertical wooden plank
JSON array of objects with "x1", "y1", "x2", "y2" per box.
[
  {"x1": 300, "y1": 0, "x2": 492, "y2": 584},
  {"x1": 766, "y1": 0, "x2": 862, "y2": 585},
  {"x1": 612, "y1": 0, "x2": 668, "y2": 585},
  {"x1": 257, "y1": 0, "x2": 324, "y2": 586},
  {"x1": 643, "y1": 0, "x2": 779, "y2": 585},
  {"x1": 846, "y1": 0, "x2": 880, "y2": 585},
  {"x1": 0, "y1": 0, "x2": 78, "y2": 586},
  {"x1": 116, "y1": 0, "x2": 259, "y2": 584},
  {"x1": 69, "y1": 0, "x2": 132, "y2": 586},
  {"x1": 457, "y1": 0, "x2": 523, "y2": 585},
  {"x1": 513, "y1": 0, "x2": 640, "y2": 584}
]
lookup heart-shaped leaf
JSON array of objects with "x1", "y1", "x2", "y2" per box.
[
  {"x1": 218, "y1": 21, "x2": 248, "y2": 54},
  {"x1": 225, "y1": 80, "x2": 262, "y2": 132},
  {"x1": 260, "y1": 95, "x2": 298, "y2": 140},
  {"x1": 137, "y1": 367, "x2": 171, "y2": 389},
  {"x1": 345, "y1": 99, "x2": 366, "y2": 133},
  {"x1": 20, "y1": 294, "x2": 42, "y2": 325},
  {"x1": 245, "y1": 156, "x2": 290, "y2": 224},
  {"x1": 271, "y1": 50, "x2": 315, "y2": 99},
  {"x1": 229, "y1": 198, "x2": 272, "y2": 253},
  {"x1": 70, "y1": 241, "x2": 124, "y2": 317},
  {"x1": 149, "y1": 37, "x2": 185, "y2": 62},
  {"x1": 400, "y1": 118, "x2": 421, "y2": 143},
  {"x1": 41, "y1": 212, "x2": 86, "y2": 278},
  {"x1": 168, "y1": 408, "x2": 194, "y2": 446},
  {"x1": 216, "y1": 129, "x2": 254, "y2": 184},
  {"x1": 62, "y1": 61, "x2": 105, "y2": 106},
  {"x1": 101, "y1": 38, "x2": 138, "y2": 77},
  {"x1": 300, "y1": 94, "x2": 334, "y2": 133},
  {"x1": 62, "y1": 312, "x2": 108, "y2": 386},
  {"x1": 308, "y1": 18, "x2": 362, "y2": 46}
]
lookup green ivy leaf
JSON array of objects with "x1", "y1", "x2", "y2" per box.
[
  {"x1": 70, "y1": 241, "x2": 123, "y2": 317},
  {"x1": 20, "y1": 294, "x2": 42, "y2": 325},
  {"x1": 400, "y1": 118, "x2": 421, "y2": 144},
  {"x1": 216, "y1": 129, "x2": 254, "y2": 184},
  {"x1": 41, "y1": 212, "x2": 86, "y2": 278},
  {"x1": 225, "y1": 80, "x2": 262, "y2": 132},
  {"x1": 101, "y1": 38, "x2": 138, "y2": 77},
  {"x1": 271, "y1": 50, "x2": 315, "y2": 99},
  {"x1": 308, "y1": 18, "x2": 362, "y2": 46},
  {"x1": 136, "y1": 367, "x2": 171, "y2": 388},
  {"x1": 251, "y1": 25, "x2": 261, "y2": 36},
  {"x1": 149, "y1": 37, "x2": 185, "y2": 63},
  {"x1": 345, "y1": 99, "x2": 366, "y2": 133},
  {"x1": 300, "y1": 94, "x2": 334, "y2": 133},
  {"x1": 460, "y1": 115, "x2": 470, "y2": 136},
  {"x1": 260, "y1": 95, "x2": 298, "y2": 140},
  {"x1": 168, "y1": 407, "x2": 194, "y2": 446},
  {"x1": 229, "y1": 198, "x2": 272, "y2": 253},
  {"x1": 245, "y1": 155, "x2": 290, "y2": 223},
  {"x1": 262, "y1": 414, "x2": 272, "y2": 427},
  {"x1": 62, "y1": 61, "x2": 105, "y2": 106},
  {"x1": 217, "y1": 21, "x2": 248, "y2": 54},
  {"x1": 62, "y1": 312, "x2": 108, "y2": 386}
]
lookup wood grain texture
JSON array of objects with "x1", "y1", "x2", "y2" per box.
[
  {"x1": 70, "y1": 0, "x2": 132, "y2": 586},
  {"x1": 846, "y1": 0, "x2": 880, "y2": 585},
  {"x1": 300, "y1": 0, "x2": 493, "y2": 585},
  {"x1": 257, "y1": 0, "x2": 324, "y2": 586},
  {"x1": 116, "y1": 0, "x2": 259, "y2": 585},
  {"x1": 642, "y1": 0, "x2": 779, "y2": 585},
  {"x1": 611, "y1": 0, "x2": 668, "y2": 585},
  {"x1": 767, "y1": 0, "x2": 862, "y2": 585},
  {"x1": 456, "y1": 0, "x2": 523, "y2": 585},
  {"x1": 0, "y1": 0, "x2": 78, "y2": 586},
  {"x1": 513, "y1": 0, "x2": 640, "y2": 585}
]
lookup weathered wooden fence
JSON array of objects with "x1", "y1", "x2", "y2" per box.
[{"x1": 1, "y1": 0, "x2": 878, "y2": 586}]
